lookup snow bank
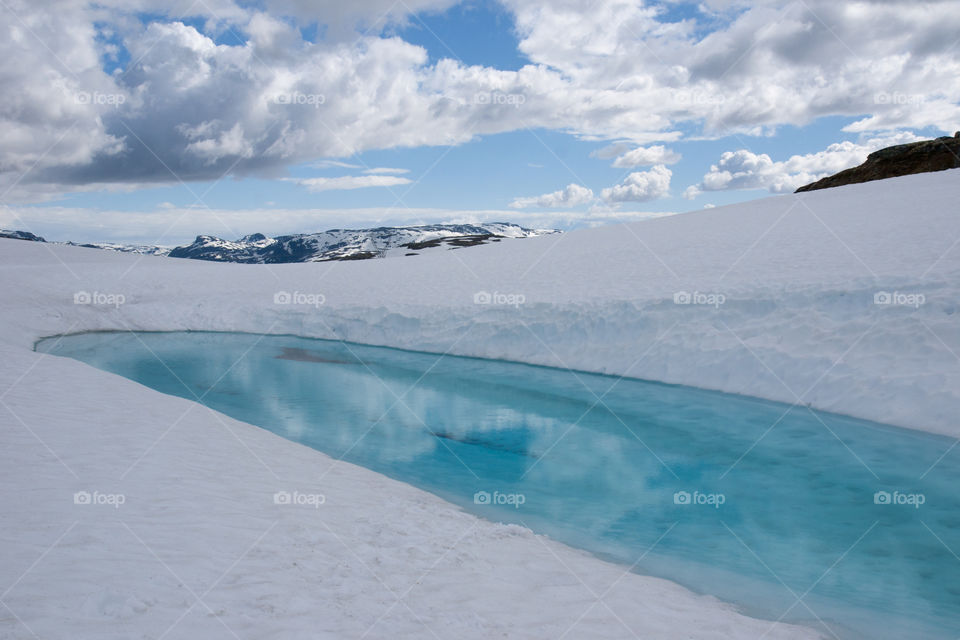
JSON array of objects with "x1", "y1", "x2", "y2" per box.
[
  {"x1": 0, "y1": 328, "x2": 827, "y2": 634},
  {"x1": 0, "y1": 341, "x2": 821, "y2": 639},
  {"x1": 3, "y1": 170, "x2": 959, "y2": 435},
  {"x1": 1, "y1": 170, "x2": 958, "y2": 638}
]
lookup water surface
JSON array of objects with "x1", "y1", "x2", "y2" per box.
[{"x1": 37, "y1": 331, "x2": 960, "y2": 638}]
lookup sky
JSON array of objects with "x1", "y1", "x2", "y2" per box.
[{"x1": 0, "y1": 0, "x2": 957, "y2": 245}]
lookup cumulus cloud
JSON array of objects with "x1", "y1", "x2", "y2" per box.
[
  {"x1": 503, "y1": 0, "x2": 960, "y2": 133},
  {"x1": 290, "y1": 175, "x2": 412, "y2": 192},
  {"x1": 601, "y1": 165, "x2": 672, "y2": 203},
  {"x1": 0, "y1": 0, "x2": 126, "y2": 195},
  {"x1": 1, "y1": 0, "x2": 959, "y2": 202},
  {"x1": 611, "y1": 145, "x2": 682, "y2": 168},
  {"x1": 686, "y1": 132, "x2": 923, "y2": 196},
  {"x1": 510, "y1": 183, "x2": 594, "y2": 209},
  {"x1": 263, "y1": 0, "x2": 460, "y2": 39},
  {"x1": 181, "y1": 122, "x2": 256, "y2": 164}
]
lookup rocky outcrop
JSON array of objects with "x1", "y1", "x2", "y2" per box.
[
  {"x1": 796, "y1": 133, "x2": 960, "y2": 193},
  {"x1": 0, "y1": 230, "x2": 46, "y2": 242}
]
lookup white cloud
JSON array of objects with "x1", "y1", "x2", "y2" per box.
[
  {"x1": 502, "y1": 0, "x2": 960, "y2": 134},
  {"x1": 182, "y1": 122, "x2": 255, "y2": 164},
  {"x1": 687, "y1": 131, "x2": 923, "y2": 195},
  {"x1": 0, "y1": 0, "x2": 126, "y2": 198},
  {"x1": 611, "y1": 145, "x2": 682, "y2": 168},
  {"x1": 262, "y1": 0, "x2": 460, "y2": 39},
  {"x1": 291, "y1": 175, "x2": 412, "y2": 192},
  {"x1": 510, "y1": 183, "x2": 595, "y2": 209},
  {"x1": 601, "y1": 165, "x2": 672, "y2": 203},
  {"x1": 2, "y1": 0, "x2": 959, "y2": 202},
  {"x1": 362, "y1": 167, "x2": 409, "y2": 175},
  {"x1": 310, "y1": 160, "x2": 363, "y2": 170}
]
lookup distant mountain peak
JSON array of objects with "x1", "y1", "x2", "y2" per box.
[
  {"x1": 0, "y1": 223, "x2": 560, "y2": 264},
  {"x1": 168, "y1": 222, "x2": 558, "y2": 264},
  {"x1": 0, "y1": 229, "x2": 46, "y2": 242}
]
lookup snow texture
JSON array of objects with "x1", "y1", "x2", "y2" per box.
[{"x1": 2, "y1": 170, "x2": 959, "y2": 638}]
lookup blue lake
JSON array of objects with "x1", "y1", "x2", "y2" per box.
[{"x1": 36, "y1": 331, "x2": 960, "y2": 638}]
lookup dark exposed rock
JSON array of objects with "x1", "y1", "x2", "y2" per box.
[
  {"x1": 796, "y1": 136, "x2": 960, "y2": 193},
  {"x1": 0, "y1": 230, "x2": 46, "y2": 242},
  {"x1": 402, "y1": 234, "x2": 493, "y2": 251}
]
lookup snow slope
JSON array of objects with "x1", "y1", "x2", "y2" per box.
[
  {"x1": 1, "y1": 170, "x2": 958, "y2": 638},
  {"x1": 65, "y1": 241, "x2": 174, "y2": 256},
  {"x1": 3, "y1": 170, "x2": 959, "y2": 434},
  {"x1": 0, "y1": 341, "x2": 818, "y2": 639}
]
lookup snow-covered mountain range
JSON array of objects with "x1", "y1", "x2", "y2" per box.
[
  {"x1": 168, "y1": 223, "x2": 557, "y2": 263},
  {"x1": 0, "y1": 223, "x2": 558, "y2": 263},
  {"x1": 65, "y1": 242, "x2": 174, "y2": 256}
]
